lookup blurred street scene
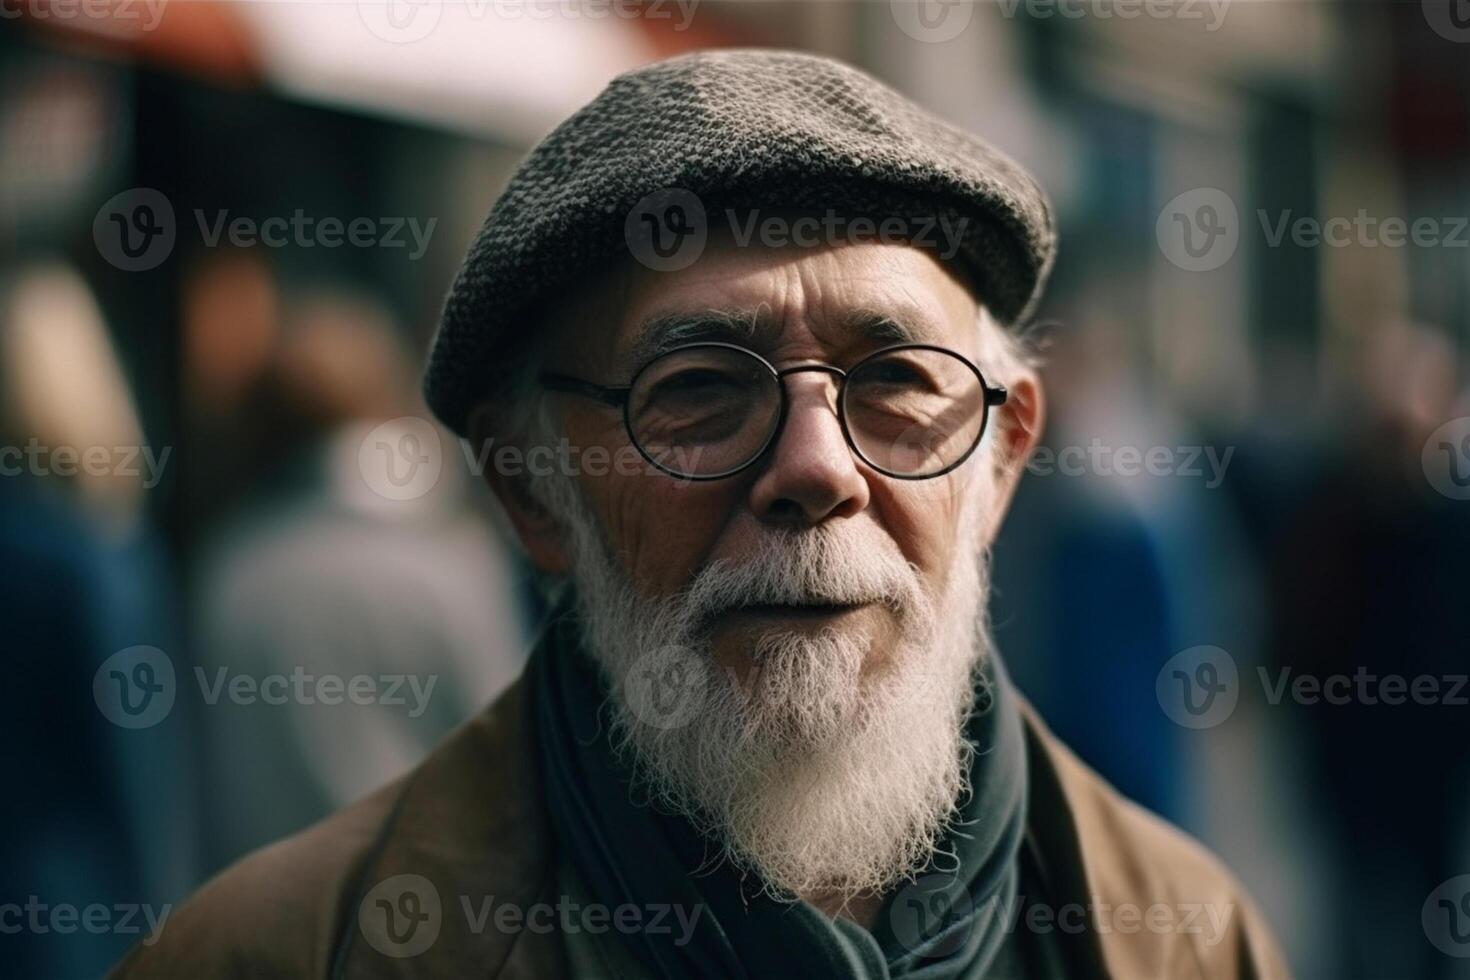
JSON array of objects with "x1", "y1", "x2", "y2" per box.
[{"x1": 3, "y1": 2, "x2": 1469, "y2": 976}]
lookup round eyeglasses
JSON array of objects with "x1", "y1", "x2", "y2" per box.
[{"x1": 539, "y1": 342, "x2": 1007, "y2": 481}]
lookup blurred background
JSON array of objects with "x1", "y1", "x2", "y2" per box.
[{"x1": 3, "y1": 1, "x2": 1469, "y2": 977}]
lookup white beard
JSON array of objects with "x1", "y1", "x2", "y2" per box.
[{"x1": 533, "y1": 472, "x2": 993, "y2": 903}]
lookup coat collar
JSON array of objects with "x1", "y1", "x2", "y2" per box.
[{"x1": 331, "y1": 672, "x2": 1270, "y2": 979}]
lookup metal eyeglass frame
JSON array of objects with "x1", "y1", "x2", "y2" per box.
[{"x1": 538, "y1": 341, "x2": 1009, "y2": 481}]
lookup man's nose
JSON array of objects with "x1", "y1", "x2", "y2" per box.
[{"x1": 747, "y1": 374, "x2": 870, "y2": 526}]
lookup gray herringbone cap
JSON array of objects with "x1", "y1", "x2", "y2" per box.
[{"x1": 425, "y1": 48, "x2": 1057, "y2": 436}]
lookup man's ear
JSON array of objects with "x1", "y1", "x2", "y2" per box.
[
  {"x1": 982, "y1": 368, "x2": 1045, "y2": 537},
  {"x1": 465, "y1": 401, "x2": 571, "y2": 575}
]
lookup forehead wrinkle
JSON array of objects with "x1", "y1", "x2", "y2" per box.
[{"x1": 623, "y1": 303, "x2": 942, "y2": 369}]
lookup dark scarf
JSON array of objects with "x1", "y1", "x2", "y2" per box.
[{"x1": 530, "y1": 600, "x2": 1029, "y2": 979}]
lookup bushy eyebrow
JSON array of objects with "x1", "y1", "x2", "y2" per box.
[
  {"x1": 840, "y1": 309, "x2": 930, "y2": 346},
  {"x1": 621, "y1": 306, "x2": 933, "y2": 372},
  {"x1": 622, "y1": 309, "x2": 770, "y2": 370}
]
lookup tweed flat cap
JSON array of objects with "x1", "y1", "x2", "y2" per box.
[{"x1": 425, "y1": 48, "x2": 1056, "y2": 436}]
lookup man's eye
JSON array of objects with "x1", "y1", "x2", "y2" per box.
[
  {"x1": 659, "y1": 369, "x2": 738, "y2": 390},
  {"x1": 860, "y1": 360, "x2": 930, "y2": 387},
  {"x1": 649, "y1": 369, "x2": 750, "y2": 402}
]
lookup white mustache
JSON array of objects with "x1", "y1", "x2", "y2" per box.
[{"x1": 681, "y1": 527, "x2": 923, "y2": 626}]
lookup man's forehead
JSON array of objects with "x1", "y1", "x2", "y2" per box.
[{"x1": 549, "y1": 241, "x2": 979, "y2": 372}]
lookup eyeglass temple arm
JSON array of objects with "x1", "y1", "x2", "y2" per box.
[
  {"x1": 985, "y1": 384, "x2": 1009, "y2": 407},
  {"x1": 539, "y1": 372, "x2": 631, "y2": 407}
]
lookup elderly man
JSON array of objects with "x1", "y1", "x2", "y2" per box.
[{"x1": 114, "y1": 51, "x2": 1288, "y2": 979}]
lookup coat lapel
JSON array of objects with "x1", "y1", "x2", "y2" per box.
[{"x1": 331, "y1": 675, "x2": 567, "y2": 979}]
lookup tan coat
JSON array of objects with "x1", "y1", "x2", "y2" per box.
[{"x1": 111, "y1": 676, "x2": 1291, "y2": 979}]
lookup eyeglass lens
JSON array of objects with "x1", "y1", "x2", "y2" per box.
[{"x1": 626, "y1": 345, "x2": 986, "y2": 479}]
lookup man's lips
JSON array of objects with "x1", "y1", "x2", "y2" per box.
[{"x1": 711, "y1": 600, "x2": 874, "y2": 623}]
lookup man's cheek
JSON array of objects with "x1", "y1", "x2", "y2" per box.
[
  {"x1": 872, "y1": 488, "x2": 948, "y2": 572},
  {"x1": 608, "y1": 484, "x2": 711, "y2": 596},
  {"x1": 666, "y1": 481, "x2": 758, "y2": 590}
]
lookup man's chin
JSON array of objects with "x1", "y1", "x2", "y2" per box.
[
  {"x1": 706, "y1": 602, "x2": 899, "y2": 680},
  {"x1": 737, "y1": 704, "x2": 867, "y2": 758},
  {"x1": 685, "y1": 698, "x2": 969, "y2": 903}
]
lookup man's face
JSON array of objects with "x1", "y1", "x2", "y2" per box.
[
  {"x1": 535, "y1": 238, "x2": 1024, "y2": 678},
  {"x1": 486, "y1": 237, "x2": 1041, "y2": 901}
]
